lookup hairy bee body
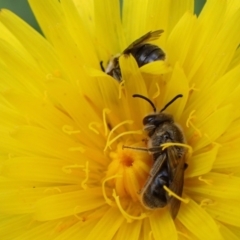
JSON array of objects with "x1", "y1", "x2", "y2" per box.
[{"x1": 132, "y1": 94, "x2": 186, "y2": 219}]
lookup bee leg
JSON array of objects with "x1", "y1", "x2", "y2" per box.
[
  {"x1": 111, "y1": 68, "x2": 122, "y2": 81},
  {"x1": 184, "y1": 163, "x2": 188, "y2": 170},
  {"x1": 100, "y1": 61, "x2": 105, "y2": 71}
]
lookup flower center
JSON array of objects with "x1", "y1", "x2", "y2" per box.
[
  {"x1": 121, "y1": 154, "x2": 134, "y2": 167},
  {"x1": 105, "y1": 141, "x2": 152, "y2": 202}
]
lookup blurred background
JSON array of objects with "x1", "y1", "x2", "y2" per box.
[{"x1": 0, "y1": 0, "x2": 206, "y2": 34}]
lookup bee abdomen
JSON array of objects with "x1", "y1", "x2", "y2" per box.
[{"x1": 131, "y1": 44, "x2": 165, "y2": 67}]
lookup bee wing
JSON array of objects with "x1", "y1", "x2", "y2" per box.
[
  {"x1": 123, "y1": 30, "x2": 164, "y2": 54},
  {"x1": 140, "y1": 153, "x2": 167, "y2": 208},
  {"x1": 167, "y1": 147, "x2": 186, "y2": 219},
  {"x1": 140, "y1": 152, "x2": 166, "y2": 195}
]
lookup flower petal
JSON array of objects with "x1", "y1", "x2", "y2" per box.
[
  {"x1": 185, "y1": 172, "x2": 240, "y2": 200},
  {"x1": 206, "y1": 198, "x2": 240, "y2": 227},
  {"x1": 2, "y1": 157, "x2": 83, "y2": 184},
  {"x1": 93, "y1": 0, "x2": 125, "y2": 55},
  {"x1": 34, "y1": 188, "x2": 105, "y2": 221},
  {"x1": 218, "y1": 223, "x2": 240, "y2": 240},
  {"x1": 160, "y1": 62, "x2": 189, "y2": 121},
  {"x1": 115, "y1": 220, "x2": 142, "y2": 240},
  {"x1": 191, "y1": 105, "x2": 234, "y2": 151},
  {"x1": 185, "y1": 0, "x2": 226, "y2": 80},
  {"x1": 185, "y1": 144, "x2": 219, "y2": 178},
  {"x1": 167, "y1": 12, "x2": 196, "y2": 66},
  {"x1": 214, "y1": 138, "x2": 240, "y2": 169},
  {"x1": 149, "y1": 209, "x2": 178, "y2": 240},
  {"x1": 0, "y1": 9, "x2": 66, "y2": 76},
  {"x1": 122, "y1": 0, "x2": 150, "y2": 44},
  {"x1": 192, "y1": 8, "x2": 240, "y2": 89},
  {"x1": 178, "y1": 199, "x2": 223, "y2": 239},
  {"x1": 85, "y1": 207, "x2": 124, "y2": 240},
  {"x1": 168, "y1": 0, "x2": 194, "y2": 34}
]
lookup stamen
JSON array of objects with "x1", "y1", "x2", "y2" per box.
[
  {"x1": 104, "y1": 130, "x2": 142, "y2": 151},
  {"x1": 62, "y1": 125, "x2": 81, "y2": 135},
  {"x1": 102, "y1": 108, "x2": 111, "y2": 136},
  {"x1": 189, "y1": 83, "x2": 200, "y2": 92},
  {"x1": 44, "y1": 187, "x2": 62, "y2": 194},
  {"x1": 88, "y1": 122, "x2": 101, "y2": 135},
  {"x1": 54, "y1": 219, "x2": 78, "y2": 233},
  {"x1": 198, "y1": 176, "x2": 213, "y2": 185},
  {"x1": 163, "y1": 186, "x2": 189, "y2": 204},
  {"x1": 68, "y1": 147, "x2": 85, "y2": 153},
  {"x1": 118, "y1": 80, "x2": 125, "y2": 99},
  {"x1": 104, "y1": 120, "x2": 133, "y2": 151},
  {"x1": 62, "y1": 164, "x2": 85, "y2": 174},
  {"x1": 204, "y1": 134, "x2": 220, "y2": 147},
  {"x1": 200, "y1": 198, "x2": 215, "y2": 207},
  {"x1": 81, "y1": 161, "x2": 89, "y2": 189},
  {"x1": 74, "y1": 206, "x2": 86, "y2": 221},
  {"x1": 186, "y1": 110, "x2": 202, "y2": 137},
  {"x1": 152, "y1": 83, "x2": 160, "y2": 99},
  {"x1": 161, "y1": 142, "x2": 193, "y2": 157},
  {"x1": 177, "y1": 231, "x2": 191, "y2": 239},
  {"x1": 112, "y1": 189, "x2": 147, "y2": 223},
  {"x1": 101, "y1": 175, "x2": 122, "y2": 206}
]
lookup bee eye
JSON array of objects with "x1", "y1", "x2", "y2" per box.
[{"x1": 143, "y1": 115, "x2": 156, "y2": 125}]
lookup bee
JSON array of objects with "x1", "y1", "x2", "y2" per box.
[
  {"x1": 102, "y1": 30, "x2": 165, "y2": 81},
  {"x1": 124, "y1": 94, "x2": 186, "y2": 218}
]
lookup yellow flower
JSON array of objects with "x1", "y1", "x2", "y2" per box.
[{"x1": 0, "y1": 0, "x2": 240, "y2": 239}]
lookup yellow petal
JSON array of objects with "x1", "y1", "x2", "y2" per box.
[
  {"x1": 178, "y1": 199, "x2": 223, "y2": 239},
  {"x1": 149, "y1": 209, "x2": 177, "y2": 240},
  {"x1": 168, "y1": 0, "x2": 194, "y2": 34},
  {"x1": 167, "y1": 12, "x2": 196, "y2": 66},
  {"x1": 185, "y1": 172, "x2": 240, "y2": 200},
  {"x1": 218, "y1": 222, "x2": 240, "y2": 240},
  {"x1": 159, "y1": 62, "x2": 189, "y2": 121},
  {"x1": 34, "y1": 188, "x2": 105, "y2": 221},
  {"x1": 206, "y1": 198, "x2": 240, "y2": 227},
  {"x1": 140, "y1": 61, "x2": 172, "y2": 75},
  {"x1": 119, "y1": 55, "x2": 149, "y2": 126},
  {"x1": 85, "y1": 207, "x2": 124, "y2": 240},
  {"x1": 122, "y1": 0, "x2": 149, "y2": 44},
  {"x1": 115, "y1": 220, "x2": 142, "y2": 240},
  {"x1": 191, "y1": 105, "x2": 234, "y2": 151},
  {"x1": 228, "y1": 47, "x2": 240, "y2": 70},
  {"x1": 93, "y1": 0, "x2": 125, "y2": 57},
  {"x1": 185, "y1": 144, "x2": 219, "y2": 178},
  {"x1": 0, "y1": 9, "x2": 67, "y2": 76},
  {"x1": 1, "y1": 157, "x2": 83, "y2": 184},
  {"x1": 192, "y1": 8, "x2": 240, "y2": 89},
  {"x1": 185, "y1": 0, "x2": 226, "y2": 80},
  {"x1": 214, "y1": 139, "x2": 240, "y2": 169}
]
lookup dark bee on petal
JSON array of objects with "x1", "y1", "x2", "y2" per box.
[
  {"x1": 124, "y1": 94, "x2": 187, "y2": 219},
  {"x1": 103, "y1": 30, "x2": 165, "y2": 81}
]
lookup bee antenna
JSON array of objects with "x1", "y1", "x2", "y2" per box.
[
  {"x1": 132, "y1": 94, "x2": 156, "y2": 112},
  {"x1": 160, "y1": 94, "x2": 183, "y2": 112}
]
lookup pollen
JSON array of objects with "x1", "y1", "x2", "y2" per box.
[
  {"x1": 105, "y1": 142, "x2": 152, "y2": 202},
  {"x1": 121, "y1": 154, "x2": 134, "y2": 167}
]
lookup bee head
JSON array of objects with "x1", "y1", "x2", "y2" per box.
[
  {"x1": 132, "y1": 94, "x2": 183, "y2": 134},
  {"x1": 143, "y1": 113, "x2": 173, "y2": 133}
]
